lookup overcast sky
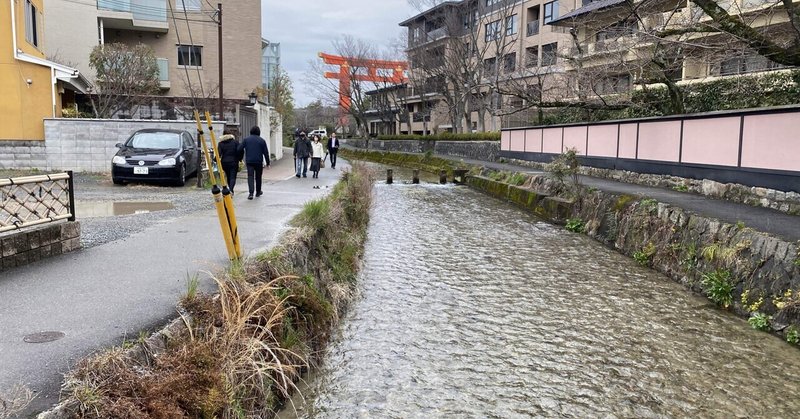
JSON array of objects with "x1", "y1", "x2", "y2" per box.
[{"x1": 261, "y1": 0, "x2": 418, "y2": 108}]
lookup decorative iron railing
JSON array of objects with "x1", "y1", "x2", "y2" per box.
[{"x1": 0, "y1": 172, "x2": 75, "y2": 233}]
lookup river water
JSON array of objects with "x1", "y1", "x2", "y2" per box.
[{"x1": 284, "y1": 180, "x2": 800, "y2": 418}]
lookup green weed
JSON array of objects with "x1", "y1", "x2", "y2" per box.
[
  {"x1": 565, "y1": 218, "x2": 586, "y2": 234},
  {"x1": 633, "y1": 242, "x2": 656, "y2": 267},
  {"x1": 507, "y1": 173, "x2": 526, "y2": 186},
  {"x1": 639, "y1": 198, "x2": 658, "y2": 213},
  {"x1": 748, "y1": 312, "x2": 771, "y2": 331},
  {"x1": 672, "y1": 184, "x2": 689, "y2": 192},
  {"x1": 185, "y1": 272, "x2": 200, "y2": 301},
  {"x1": 735, "y1": 220, "x2": 746, "y2": 229},
  {"x1": 701, "y1": 269, "x2": 734, "y2": 308},
  {"x1": 786, "y1": 326, "x2": 799, "y2": 345}
]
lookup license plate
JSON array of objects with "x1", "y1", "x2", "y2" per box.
[{"x1": 133, "y1": 167, "x2": 149, "y2": 175}]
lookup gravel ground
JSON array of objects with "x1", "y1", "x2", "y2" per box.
[{"x1": 72, "y1": 173, "x2": 213, "y2": 248}]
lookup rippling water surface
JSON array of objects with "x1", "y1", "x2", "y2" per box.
[{"x1": 284, "y1": 182, "x2": 800, "y2": 418}]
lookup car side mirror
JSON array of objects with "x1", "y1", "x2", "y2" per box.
[{"x1": 115, "y1": 143, "x2": 124, "y2": 148}]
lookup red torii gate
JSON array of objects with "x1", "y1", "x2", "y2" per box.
[{"x1": 319, "y1": 52, "x2": 408, "y2": 127}]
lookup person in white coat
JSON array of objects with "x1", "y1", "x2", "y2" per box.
[{"x1": 310, "y1": 135, "x2": 325, "y2": 178}]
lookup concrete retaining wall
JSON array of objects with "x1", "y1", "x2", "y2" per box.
[
  {"x1": 0, "y1": 221, "x2": 80, "y2": 271},
  {"x1": 0, "y1": 119, "x2": 225, "y2": 173},
  {"x1": 343, "y1": 139, "x2": 499, "y2": 161}
]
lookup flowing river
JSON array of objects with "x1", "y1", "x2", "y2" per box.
[{"x1": 283, "y1": 177, "x2": 800, "y2": 418}]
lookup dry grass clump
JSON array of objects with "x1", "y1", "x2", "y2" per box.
[
  {"x1": 1, "y1": 384, "x2": 34, "y2": 419},
  {"x1": 59, "y1": 164, "x2": 375, "y2": 418}
]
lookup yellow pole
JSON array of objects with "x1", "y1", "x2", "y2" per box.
[
  {"x1": 194, "y1": 110, "x2": 237, "y2": 260},
  {"x1": 204, "y1": 111, "x2": 243, "y2": 259}
]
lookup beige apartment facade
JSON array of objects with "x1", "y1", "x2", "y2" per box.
[
  {"x1": 394, "y1": 0, "x2": 580, "y2": 134},
  {"x1": 44, "y1": 0, "x2": 262, "y2": 116}
]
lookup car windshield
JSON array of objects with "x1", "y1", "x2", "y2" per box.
[{"x1": 127, "y1": 132, "x2": 181, "y2": 149}]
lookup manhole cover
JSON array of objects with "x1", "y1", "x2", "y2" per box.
[{"x1": 23, "y1": 331, "x2": 65, "y2": 343}]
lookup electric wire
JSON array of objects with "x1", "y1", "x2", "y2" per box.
[
  {"x1": 167, "y1": 0, "x2": 198, "y2": 109},
  {"x1": 181, "y1": 0, "x2": 206, "y2": 98}
]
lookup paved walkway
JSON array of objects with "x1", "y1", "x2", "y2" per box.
[{"x1": 0, "y1": 150, "x2": 347, "y2": 416}]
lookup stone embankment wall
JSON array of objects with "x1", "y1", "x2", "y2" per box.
[
  {"x1": 508, "y1": 158, "x2": 800, "y2": 216},
  {"x1": 343, "y1": 139, "x2": 499, "y2": 162},
  {"x1": 0, "y1": 119, "x2": 225, "y2": 173},
  {"x1": 1, "y1": 222, "x2": 80, "y2": 270}
]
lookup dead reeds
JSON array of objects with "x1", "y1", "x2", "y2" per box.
[{"x1": 58, "y1": 164, "x2": 375, "y2": 418}]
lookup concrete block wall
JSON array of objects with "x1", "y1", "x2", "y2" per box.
[
  {"x1": 0, "y1": 221, "x2": 81, "y2": 271},
  {"x1": 0, "y1": 119, "x2": 225, "y2": 173}
]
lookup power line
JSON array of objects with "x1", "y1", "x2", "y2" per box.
[
  {"x1": 167, "y1": 0, "x2": 198, "y2": 108},
  {"x1": 181, "y1": 0, "x2": 206, "y2": 98}
]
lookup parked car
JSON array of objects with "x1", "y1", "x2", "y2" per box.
[
  {"x1": 111, "y1": 129, "x2": 199, "y2": 186},
  {"x1": 309, "y1": 128, "x2": 327, "y2": 138}
]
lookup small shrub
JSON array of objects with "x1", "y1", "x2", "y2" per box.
[
  {"x1": 545, "y1": 148, "x2": 580, "y2": 192},
  {"x1": 735, "y1": 220, "x2": 746, "y2": 230},
  {"x1": 507, "y1": 173, "x2": 526, "y2": 186},
  {"x1": 786, "y1": 326, "x2": 799, "y2": 345},
  {"x1": 565, "y1": 218, "x2": 586, "y2": 233},
  {"x1": 633, "y1": 242, "x2": 656, "y2": 267},
  {"x1": 639, "y1": 198, "x2": 658, "y2": 213},
  {"x1": 681, "y1": 242, "x2": 699, "y2": 271},
  {"x1": 701, "y1": 269, "x2": 735, "y2": 308},
  {"x1": 748, "y1": 312, "x2": 771, "y2": 331},
  {"x1": 672, "y1": 184, "x2": 689, "y2": 192}
]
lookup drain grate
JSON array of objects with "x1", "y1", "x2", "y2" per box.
[{"x1": 23, "y1": 331, "x2": 65, "y2": 343}]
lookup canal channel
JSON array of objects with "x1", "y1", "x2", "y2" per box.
[{"x1": 282, "y1": 170, "x2": 800, "y2": 417}]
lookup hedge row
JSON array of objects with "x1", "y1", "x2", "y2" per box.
[
  {"x1": 376, "y1": 132, "x2": 500, "y2": 142},
  {"x1": 540, "y1": 69, "x2": 800, "y2": 126}
]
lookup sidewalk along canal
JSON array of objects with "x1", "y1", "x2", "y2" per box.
[{"x1": 38, "y1": 163, "x2": 375, "y2": 418}]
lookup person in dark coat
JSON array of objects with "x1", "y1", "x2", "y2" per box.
[
  {"x1": 217, "y1": 132, "x2": 243, "y2": 194},
  {"x1": 327, "y1": 132, "x2": 340, "y2": 169},
  {"x1": 293, "y1": 132, "x2": 311, "y2": 178},
  {"x1": 238, "y1": 126, "x2": 270, "y2": 199}
]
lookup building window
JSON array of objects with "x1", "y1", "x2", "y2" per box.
[
  {"x1": 543, "y1": 1, "x2": 559, "y2": 24},
  {"x1": 525, "y1": 46, "x2": 539, "y2": 68},
  {"x1": 485, "y1": 20, "x2": 501, "y2": 42},
  {"x1": 505, "y1": 14, "x2": 517, "y2": 36},
  {"x1": 485, "y1": 0, "x2": 501, "y2": 6},
  {"x1": 178, "y1": 45, "x2": 202, "y2": 67},
  {"x1": 484, "y1": 57, "x2": 497, "y2": 76},
  {"x1": 24, "y1": 0, "x2": 38, "y2": 47},
  {"x1": 596, "y1": 20, "x2": 637, "y2": 43},
  {"x1": 717, "y1": 54, "x2": 785, "y2": 76},
  {"x1": 503, "y1": 53, "x2": 516, "y2": 73},
  {"x1": 178, "y1": 0, "x2": 202, "y2": 11},
  {"x1": 541, "y1": 42, "x2": 557, "y2": 66},
  {"x1": 594, "y1": 74, "x2": 631, "y2": 94}
]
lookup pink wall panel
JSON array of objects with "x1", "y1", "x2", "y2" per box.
[
  {"x1": 501, "y1": 130, "x2": 511, "y2": 151},
  {"x1": 525, "y1": 129, "x2": 543, "y2": 152},
  {"x1": 542, "y1": 128, "x2": 563, "y2": 153},
  {"x1": 563, "y1": 126, "x2": 588, "y2": 155},
  {"x1": 638, "y1": 121, "x2": 681, "y2": 162},
  {"x1": 741, "y1": 113, "x2": 800, "y2": 171},
  {"x1": 509, "y1": 130, "x2": 525, "y2": 152},
  {"x1": 587, "y1": 125, "x2": 618, "y2": 158},
  {"x1": 682, "y1": 117, "x2": 740, "y2": 167},
  {"x1": 618, "y1": 124, "x2": 637, "y2": 159}
]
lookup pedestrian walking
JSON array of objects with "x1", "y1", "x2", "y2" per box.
[
  {"x1": 238, "y1": 126, "x2": 270, "y2": 200},
  {"x1": 293, "y1": 131, "x2": 311, "y2": 178},
  {"x1": 310, "y1": 135, "x2": 324, "y2": 178},
  {"x1": 217, "y1": 131, "x2": 243, "y2": 194},
  {"x1": 327, "y1": 132, "x2": 340, "y2": 169}
]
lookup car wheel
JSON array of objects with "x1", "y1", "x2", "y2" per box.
[
  {"x1": 175, "y1": 164, "x2": 186, "y2": 186},
  {"x1": 112, "y1": 177, "x2": 125, "y2": 185}
]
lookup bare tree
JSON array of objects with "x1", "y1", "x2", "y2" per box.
[{"x1": 88, "y1": 43, "x2": 159, "y2": 118}]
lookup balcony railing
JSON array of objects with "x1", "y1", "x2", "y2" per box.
[
  {"x1": 98, "y1": 0, "x2": 166, "y2": 22},
  {"x1": 526, "y1": 21, "x2": 539, "y2": 37}
]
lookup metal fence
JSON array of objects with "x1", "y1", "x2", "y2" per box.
[{"x1": 0, "y1": 172, "x2": 75, "y2": 233}]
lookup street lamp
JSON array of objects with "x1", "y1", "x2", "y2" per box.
[{"x1": 248, "y1": 91, "x2": 258, "y2": 106}]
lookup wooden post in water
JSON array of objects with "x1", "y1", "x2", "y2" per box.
[
  {"x1": 454, "y1": 169, "x2": 468, "y2": 184},
  {"x1": 439, "y1": 170, "x2": 447, "y2": 184},
  {"x1": 387, "y1": 169, "x2": 393, "y2": 184},
  {"x1": 412, "y1": 169, "x2": 419, "y2": 184}
]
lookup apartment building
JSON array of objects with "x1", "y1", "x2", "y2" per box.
[
  {"x1": 392, "y1": 0, "x2": 581, "y2": 134},
  {"x1": 44, "y1": 0, "x2": 262, "y2": 118},
  {"x1": 1, "y1": 0, "x2": 88, "y2": 141},
  {"x1": 549, "y1": 0, "x2": 796, "y2": 94}
]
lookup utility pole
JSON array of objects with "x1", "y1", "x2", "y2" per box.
[{"x1": 217, "y1": 3, "x2": 223, "y2": 122}]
